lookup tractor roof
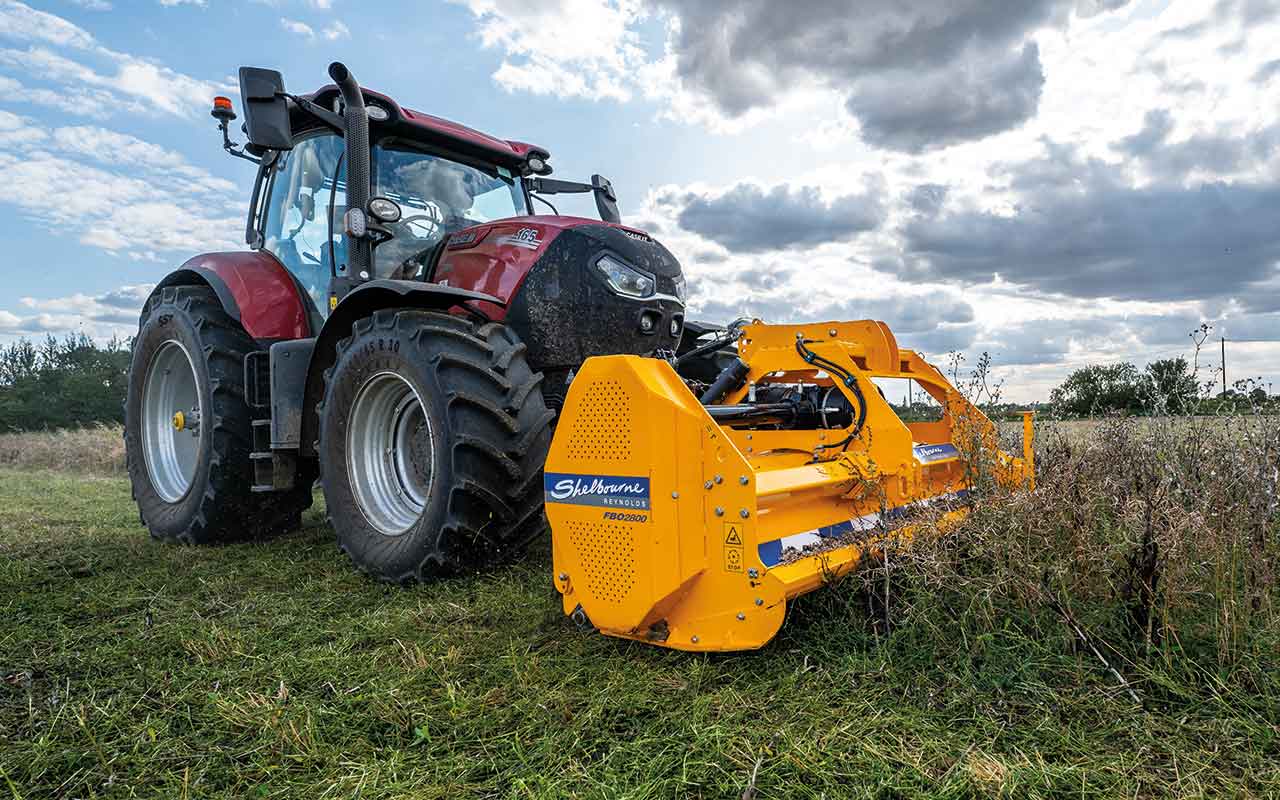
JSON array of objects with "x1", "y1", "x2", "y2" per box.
[{"x1": 304, "y1": 84, "x2": 550, "y2": 173}]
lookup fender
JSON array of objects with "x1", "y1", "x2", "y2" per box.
[
  {"x1": 296, "y1": 279, "x2": 506, "y2": 456},
  {"x1": 146, "y1": 252, "x2": 315, "y2": 340}
]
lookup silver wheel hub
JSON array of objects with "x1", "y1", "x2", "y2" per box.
[
  {"x1": 347, "y1": 371, "x2": 435, "y2": 536},
  {"x1": 141, "y1": 340, "x2": 201, "y2": 503}
]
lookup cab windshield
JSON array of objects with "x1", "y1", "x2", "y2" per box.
[{"x1": 373, "y1": 143, "x2": 529, "y2": 278}]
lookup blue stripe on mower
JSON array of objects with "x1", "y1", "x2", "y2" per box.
[{"x1": 755, "y1": 490, "x2": 972, "y2": 567}]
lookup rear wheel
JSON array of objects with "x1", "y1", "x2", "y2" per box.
[
  {"x1": 319, "y1": 309, "x2": 554, "y2": 581},
  {"x1": 125, "y1": 286, "x2": 314, "y2": 544}
]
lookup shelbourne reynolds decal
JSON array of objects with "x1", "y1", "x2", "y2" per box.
[
  {"x1": 544, "y1": 473, "x2": 650, "y2": 509},
  {"x1": 913, "y1": 443, "x2": 960, "y2": 464}
]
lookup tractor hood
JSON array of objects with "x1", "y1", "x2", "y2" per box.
[{"x1": 434, "y1": 215, "x2": 686, "y2": 371}]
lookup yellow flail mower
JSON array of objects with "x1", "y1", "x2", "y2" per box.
[{"x1": 544, "y1": 320, "x2": 1034, "y2": 652}]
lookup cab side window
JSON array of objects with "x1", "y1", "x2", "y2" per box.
[{"x1": 261, "y1": 134, "x2": 346, "y2": 317}]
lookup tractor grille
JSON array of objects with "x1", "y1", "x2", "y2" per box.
[
  {"x1": 566, "y1": 520, "x2": 635, "y2": 605},
  {"x1": 566, "y1": 380, "x2": 632, "y2": 462}
]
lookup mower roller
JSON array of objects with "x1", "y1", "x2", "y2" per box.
[{"x1": 545, "y1": 320, "x2": 1034, "y2": 652}]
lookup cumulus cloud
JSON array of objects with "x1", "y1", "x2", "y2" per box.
[
  {"x1": 1113, "y1": 108, "x2": 1279, "y2": 181},
  {"x1": 452, "y1": 0, "x2": 648, "y2": 102},
  {"x1": 0, "y1": 0, "x2": 232, "y2": 118},
  {"x1": 664, "y1": 182, "x2": 885, "y2": 253},
  {"x1": 280, "y1": 17, "x2": 347, "y2": 40},
  {"x1": 659, "y1": 0, "x2": 1079, "y2": 148},
  {"x1": 695, "y1": 287, "x2": 979, "y2": 356},
  {"x1": 847, "y1": 43, "x2": 1045, "y2": 153},
  {"x1": 0, "y1": 114, "x2": 241, "y2": 256},
  {"x1": 456, "y1": 0, "x2": 1131, "y2": 149},
  {"x1": 0, "y1": 284, "x2": 153, "y2": 338},
  {"x1": 280, "y1": 17, "x2": 315, "y2": 37},
  {"x1": 972, "y1": 312, "x2": 1207, "y2": 366},
  {"x1": 900, "y1": 140, "x2": 1280, "y2": 304}
]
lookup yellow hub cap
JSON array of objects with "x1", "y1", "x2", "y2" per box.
[{"x1": 171, "y1": 410, "x2": 185, "y2": 432}]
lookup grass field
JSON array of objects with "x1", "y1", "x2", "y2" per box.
[{"x1": 2, "y1": 415, "x2": 1278, "y2": 798}]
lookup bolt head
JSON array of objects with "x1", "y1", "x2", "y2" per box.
[
  {"x1": 671, "y1": 491, "x2": 679, "y2": 499},
  {"x1": 714, "y1": 506, "x2": 724, "y2": 516},
  {"x1": 736, "y1": 612, "x2": 745, "y2": 621},
  {"x1": 704, "y1": 480, "x2": 713, "y2": 490},
  {"x1": 714, "y1": 474, "x2": 723, "y2": 484},
  {"x1": 739, "y1": 508, "x2": 750, "y2": 518},
  {"x1": 739, "y1": 475, "x2": 749, "y2": 485},
  {"x1": 755, "y1": 597, "x2": 764, "y2": 606},
  {"x1": 691, "y1": 635, "x2": 699, "y2": 644},
  {"x1": 557, "y1": 572, "x2": 568, "y2": 581},
  {"x1": 748, "y1": 568, "x2": 759, "y2": 578}
]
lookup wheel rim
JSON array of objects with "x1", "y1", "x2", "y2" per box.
[
  {"x1": 141, "y1": 340, "x2": 201, "y2": 503},
  {"x1": 347, "y1": 371, "x2": 435, "y2": 536}
]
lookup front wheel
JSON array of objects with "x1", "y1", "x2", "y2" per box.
[{"x1": 319, "y1": 309, "x2": 554, "y2": 581}]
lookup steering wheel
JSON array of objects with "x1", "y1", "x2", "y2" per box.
[{"x1": 393, "y1": 212, "x2": 444, "y2": 241}]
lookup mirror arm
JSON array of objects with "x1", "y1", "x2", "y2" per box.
[
  {"x1": 217, "y1": 117, "x2": 263, "y2": 165},
  {"x1": 280, "y1": 92, "x2": 346, "y2": 133},
  {"x1": 527, "y1": 177, "x2": 591, "y2": 195},
  {"x1": 527, "y1": 176, "x2": 621, "y2": 224}
]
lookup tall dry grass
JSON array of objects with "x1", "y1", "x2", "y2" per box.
[
  {"x1": 842, "y1": 412, "x2": 1280, "y2": 688},
  {"x1": 0, "y1": 424, "x2": 126, "y2": 475}
]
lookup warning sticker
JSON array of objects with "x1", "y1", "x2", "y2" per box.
[
  {"x1": 723, "y1": 522, "x2": 743, "y2": 572},
  {"x1": 725, "y1": 547, "x2": 743, "y2": 572}
]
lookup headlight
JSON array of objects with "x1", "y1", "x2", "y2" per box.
[
  {"x1": 593, "y1": 255, "x2": 655, "y2": 299},
  {"x1": 673, "y1": 274, "x2": 687, "y2": 303}
]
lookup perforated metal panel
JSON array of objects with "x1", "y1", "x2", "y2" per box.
[
  {"x1": 566, "y1": 380, "x2": 632, "y2": 462},
  {"x1": 566, "y1": 520, "x2": 636, "y2": 605}
]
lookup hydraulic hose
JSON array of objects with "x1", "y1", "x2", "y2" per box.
[
  {"x1": 795, "y1": 338, "x2": 867, "y2": 451},
  {"x1": 699, "y1": 358, "x2": 751, "y2": 405},
  {"x1": 328, "y1": 61, "x2": 371, "y2": 279},
  {"x1": 704, "y1": 402, "x2": 795, "y2": 427}
]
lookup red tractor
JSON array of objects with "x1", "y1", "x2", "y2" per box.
[{"x1": 124, "y1": 63, "x2": 702, "y2": 581}]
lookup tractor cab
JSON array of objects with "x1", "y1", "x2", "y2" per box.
[
  {"x1": 216, "y1": 67, "x2": 629, "y2": 322},
  {"x1": 254, "y1": 131, "x2": 531, "y2": 315}
]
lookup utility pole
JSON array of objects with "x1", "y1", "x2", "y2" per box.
[{"x1": 1221, "y1": 336, "x2": 1227, "y2": 396}]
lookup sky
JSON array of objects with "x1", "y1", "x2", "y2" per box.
[{"x1": 0, "y1": 0, "x2": 1276, "y2": 401}]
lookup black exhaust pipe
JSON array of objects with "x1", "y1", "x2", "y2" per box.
[{"x1": 328, "y1": 61, "x2": 371, "y2": 279}]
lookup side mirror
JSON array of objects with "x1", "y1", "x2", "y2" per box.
[
  {"x1": 591, "y1": 174, "x2": 620, "y2": 224},
  {"x1": 238, "y1": 67, "x2": 293, "y2": 151}
]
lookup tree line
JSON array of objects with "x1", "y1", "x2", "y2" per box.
[
  {"x1": 0, "y1": 336, "x2": 1274, "y2": 432},
  {"x1": 1048, "y1": 357, "x2": 1274, "y2": 417},
  {"x1": 0, "y1": 334, "x2": 131, "y2": 432}
]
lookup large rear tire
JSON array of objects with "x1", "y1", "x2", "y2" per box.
[
  {"x1": 319, "y1": 309, "x2": 554, "y2": 582},
  {"x1": 125, "y1": 286, "x2": 313, "y2": 544}
]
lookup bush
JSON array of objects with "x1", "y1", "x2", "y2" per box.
[{"x1": 0, "y1": 334, "x2": 131, "y2": 432}]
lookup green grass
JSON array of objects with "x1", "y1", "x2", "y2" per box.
[{"x1": 2, "y1": 468, "x2": 1277, "y2": 799}]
